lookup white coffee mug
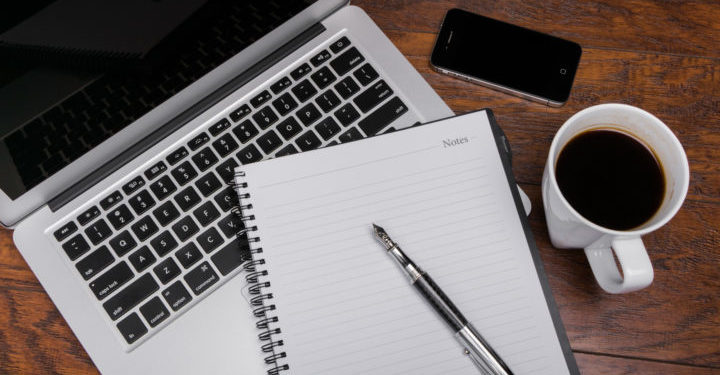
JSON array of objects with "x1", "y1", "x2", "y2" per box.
[{"x1": 542, "y1": 103, "x2": 689, "y2": 293}]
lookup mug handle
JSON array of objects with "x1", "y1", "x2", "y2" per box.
[{"x1": 584, "y1": 237, "x2": 654, "y2": 293}]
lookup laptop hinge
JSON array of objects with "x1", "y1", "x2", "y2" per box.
[{"x1": 48, "y1": 23, "x2": 326, "y2": 212}]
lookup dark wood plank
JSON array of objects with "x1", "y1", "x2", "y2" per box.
[
  {"x1": 353, "y1": 0, "x2": 720, "y2": 58},
  {"x1": 575, "y1": 352, "x2": 720, "y2": 375},
  {"x1": 521, "y1": 183, "x2": 720, "y2": 367}
]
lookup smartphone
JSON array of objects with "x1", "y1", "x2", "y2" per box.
[{"x1": 431, "y1": 9, "x2": 582, "y2": 107}]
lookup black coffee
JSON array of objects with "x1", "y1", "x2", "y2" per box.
[{"x1": 555, "y1": 129, "x2": 665, "y2": 231}]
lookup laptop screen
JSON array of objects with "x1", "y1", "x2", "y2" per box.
[{"x1": 0, "y1": 0, "x2": 317, "y2": 200}]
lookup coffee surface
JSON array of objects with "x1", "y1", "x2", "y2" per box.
[{"x1": 555, "y1": 129, "x2": 665, "y2": 230}]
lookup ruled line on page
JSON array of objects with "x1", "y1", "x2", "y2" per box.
[{"x1": 260, "y1": 156, "x2": 485, "y2": 211}]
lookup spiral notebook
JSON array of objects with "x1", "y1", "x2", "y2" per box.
[{"x1": 232, "y1": 110, "x2": 578, "y2": 375}]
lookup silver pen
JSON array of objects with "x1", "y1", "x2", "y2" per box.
[{"x1": 372, "y1": 224, "x2": 513, "y2": 375}]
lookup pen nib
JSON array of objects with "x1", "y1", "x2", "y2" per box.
[{"x1": 372, "y1": 223, "x2": 395, "y2": 250}]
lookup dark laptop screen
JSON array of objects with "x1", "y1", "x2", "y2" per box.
[{"x1": 0, "y1": 0, "x2": 317, "y2": 199}]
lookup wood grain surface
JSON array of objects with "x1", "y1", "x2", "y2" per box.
[{"x1": 1, "y1": 0, "x2": 718, "y2": 373}]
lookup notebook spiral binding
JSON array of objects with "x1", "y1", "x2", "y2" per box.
[{"x1": 230, "y1": 171, "x2": 289, "y2": 375}]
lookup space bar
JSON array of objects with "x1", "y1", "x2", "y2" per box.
[{"x1": 358, "y1": 97, "x2": 409, "y2": 136}]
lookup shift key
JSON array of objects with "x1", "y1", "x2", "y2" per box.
[{"x1": 103, "y1": 273, "x2": 158, "y2": 321}]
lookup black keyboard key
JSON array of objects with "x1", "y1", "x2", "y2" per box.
[
  {"x1": 195, "y1": 173, "x2": 222, "y2": 197},
  {"x1": 216, "y1": 158, "x2": 239, "y2": 182},
  {"x1": 63, "y1": 234, "x2": 90, "y2": 260},
  {"x1": 171, "y1": 161, "x2": 198, "y2": 186},
  {"x1": 176, "y1": 243, "x2": 202, "y2": 269},
  {"x1": 211, "y1": 238, "x2": 250, "y2": 276},
  {"x1": 85, "y1": 219, "x2": 112, "y2": 245},
  {"x1": 315, "y1": 117, "x2": 341, "y2": 140},
  {"x1": 339, "y1": 127, "x2": 364, "y2": 143},
  {"x1": 129, "y1": 246, "x2": 156, "y2": 272},
  {"x1": 90, "y1": 261, "x2": 134, "y2": 300},
  {"x1": 257, "y1": 130, "x2": 283, "y2": 154},
  {"x1": 250, "y1": 90, "x2": 272, "y2": 108},
  {"x1": 117, "y1": 313, "x2": 147, "y2": 344},
  {"x1": 162, "y1": 281, "x2": 192, "y2": 312},
  {"x1": 76, "y1": 246, "x2": 114, "y2": 280},
  {"x1": 144, "y1": 161, "x2": 167, "y2": 181},
  {"x1": 100, "y1": 190, "x2": 123, "y2": 210},
  {"x1": 330, "y1": 47, "x2": 365, "y2": 76},
  {"x1": 290, "y1": 63, "x2": 312, "y2": 80},
  {"x1": 54, "y1": 222, "x2": 78, "y2": 241},
  {"x1": 193, "y1": 201, "x2": 220, "y2": 226},
  {"x1": 310, "y1": 49, "x2": 331, "y2": 66},
  {"x1": 191, "y1": 147, "x2": 219, "y2": 172},
  {"x1": 252, "y1": 106, "x2": 279, "y2": 129},
  {"x1": 109, "y1": 230, "x2": 137, "y2": 256},
  {"x1": 153, "y1": 201, "x2": 180, "y2": 226},
  {"x1": 276, "y1": 144, "x2": 299, "y2": 157},
  {"x1": 122, "y1": 176, "x2": 146, "y2": 195},
  {"x1": 232, "y1": 120, "x2": 259, "y2": 144},
  {"x1": 153, "y1": 258, "x2": 181, "y2": 284},
  {"x1": 211, "y1": 133, "x2": 239, "y2": 157},
  {"x1": 296, "y1": 103, "x2": 322, "y2": 126},
  {"x1": 107, "y1": 204, "x2": 134, "y2": 230},
  {"x1": 353, "y1": 63, "x2": 379, "y2": 86},
  {"x1": 184, "y1": 262, "x2": 219, "y2": 296},
  {"x1": 270, "y1": 76, "x2": 292, "y2": 94},
  {"x1": 129, "y1": 190, "x2": 156, "y2": 216},
  {"x1": 197, "y1": 227, "x2": 224, "y2": 253},
  {"x1": 150, "y1": 230, "x2": 178, "y2": 257},
  {"x1": 237, "y1": 144, "x2": 263, "y2": 164},
  {"x1": 131, "y1": 216, "x2": 159, "y2": 241},
  {"x1": 334, "y1": 76, "x2": 360, "y2": 99},
  {"x1": 358, "y1": 97, "x2": 409, "y2": 136},
  {"x1": 166, "y1": 146, "x2": 189, "y2": 166},
  {"x1": 315, "y1": 90, "x2": 341, "y2": 113},
  {"x1": 329, "y1": 36, "x2": 351, "y2": 53},
  {"x1": 334, "y1": 103, "x2": 360, "y2": 126},
  {"x1": 174, "y1": 187, "x2": 201, "y2": 212},
  {"x1": 310, "y1": 66, "x2": 337, "y2": 90},
  {"x1": 77, "y1": 206, "x2": 101, "y2": 225},
  {"x1": 276, "y1": 117, "x2": 303, "y2": 140},
  {"x1": 354, "y1": 80, "x2": 393, "y2": 113},
  {"x1": 218, "y1": 213, "x2": 243, "y2": 238},
  {"x1": 214, "y1": 187, "x2": 238, "y2": 212},
  {"x1": 229, "y1": 104, "x2": 251, "y2": 122},
  {"x1": 139, "y1": 297, "x2": 170, "y2": 328},
  {"x1": 172, "y1": 216, "x2": 198, "y2": 241},
  {"x1": 295, "y1": 131, "x2": 322, "y2": 151},
  {"x1": 209, "y1": 118, "x2": 232, "y2": 136},
  {"x1": 271, "y1": 92, "x2": 298, "y2": 116},
  {"x1": 291, "y1": 79, "x2": 317, "y2": 103},
  {"x1": 187, "y1": 132, "x2": 210, "y2": 151},
  {"x1": 103, "y1": 273, "x2": 158, "y2": 320}
]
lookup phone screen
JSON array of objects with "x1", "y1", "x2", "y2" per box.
[{"x1": 431, "y1": 9, "x2": 582, "y2": 104}]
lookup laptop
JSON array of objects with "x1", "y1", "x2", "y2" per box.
[{"x1": 1, "y1": 0, "x2": 453, "y2": 373}]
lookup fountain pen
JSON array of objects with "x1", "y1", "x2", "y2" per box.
[{"x1": 372, "y1": 224, "x2": 513, "y2": 375}]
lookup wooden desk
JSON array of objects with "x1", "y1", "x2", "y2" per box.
[{"x1": 1, "y1": 0, "x2": 718, "y2": 373}]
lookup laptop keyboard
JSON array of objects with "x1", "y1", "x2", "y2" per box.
[{"x1": 51, "y1": 35, "x2": 410, "y2": 346}]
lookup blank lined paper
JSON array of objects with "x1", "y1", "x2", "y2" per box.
[{"x1": 235, "y1": 111, "x2": 573, "y2": 374}]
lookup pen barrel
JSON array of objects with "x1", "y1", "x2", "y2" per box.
[
  {"x1": 413, "y1": 273, "x2": 467, "y2": 331},
  {"x1": 456, "y1": 323, "x2": 513, "y2": 375}
]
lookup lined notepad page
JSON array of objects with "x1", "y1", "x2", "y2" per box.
[{"x1": 237, "y1": 111, "x2": 571, "y2": 374}]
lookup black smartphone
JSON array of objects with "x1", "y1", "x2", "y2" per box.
[{"x1": 431, "y1": 9, "x2": 582, "y2": 107}]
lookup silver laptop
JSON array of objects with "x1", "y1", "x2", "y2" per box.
[{"x1": 1, "y1": 0, "x2": 452, "y2": 373}]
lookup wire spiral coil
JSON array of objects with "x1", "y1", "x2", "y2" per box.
[{"x1": 231, "y1": 171, "x2": 289, "y2": 375}]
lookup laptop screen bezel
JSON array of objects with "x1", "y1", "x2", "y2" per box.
[{"x1": 0, "y1": 0, "x2": 349, "y2": 228}]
